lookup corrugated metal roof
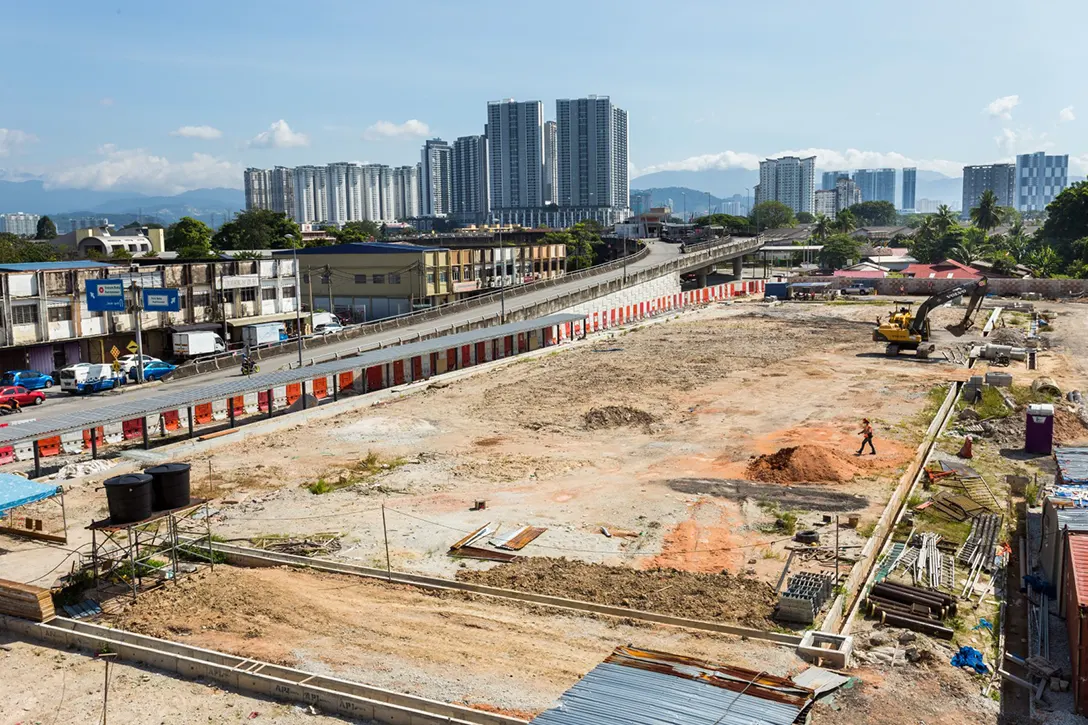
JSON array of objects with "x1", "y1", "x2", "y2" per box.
[
  {"x1": 0, "y1": 261, "x2": 116, "y2": 271},
  {"x1": 1067, "y1": 535, "x2": 1088, "y2": 608},
  {"x1": 531, "y1": 647, "x2": 814, "y2": 725},
  {"x1": 1057, "y1": 506, "x2": 1088, "y2": 532},
  {"x1": 0, "y1": 313, "x2": 584, "y2": 447},
  {"x1": 1057, "y1": 447, "x2": 1088, "y2": 486}
]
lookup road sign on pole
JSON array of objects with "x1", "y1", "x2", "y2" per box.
[
  {"x1": 142, "y1": 288, "x2": 180, "y2": 312},
  {"x1": 126, "y1": 341, "x2": 139, "y2": 354},
  {"x1": 86, "y1": 280, "x2": 125, "y2": 312}
]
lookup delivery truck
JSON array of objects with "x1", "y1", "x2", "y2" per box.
[
  {"x1": 241, "y1": 322, "x2": 288, "y2": 349},
  {"x1": 173, "y1": 331, "x2": 227, "y2": 358}
]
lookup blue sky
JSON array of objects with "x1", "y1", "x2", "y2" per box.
[{"x1": 1, "y1": 0, "x2": 1085, "y2": 193}]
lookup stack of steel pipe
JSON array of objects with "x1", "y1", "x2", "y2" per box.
[{"x1": 865, "y1": 581, "x2": 956, "y2": 640}]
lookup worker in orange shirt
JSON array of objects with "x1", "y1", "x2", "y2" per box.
[{"x1": 856, "y1": 418, "x2": 876, "y2": 456}]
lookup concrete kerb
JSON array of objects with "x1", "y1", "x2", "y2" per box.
[
  {"x1": 0, "y1": 614, "x2": 520, "y2": 725},
  {"x1": 820, "y1": 380, "x2": 962, "y2": 634},
  {"x1": 202, "y1": 540, "x2": 804, "y2": 647}
]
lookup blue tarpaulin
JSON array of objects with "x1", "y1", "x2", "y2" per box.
[
  {"x1": 0, "y1": 472, "x2": 61, "y2": 515},
  {"x1": 950, "y1": 646, "x2": 990, "y2": 674}
]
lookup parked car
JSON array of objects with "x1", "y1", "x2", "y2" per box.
[
  {"x1": 313, "y1": 322, "x2": 345, "y2": 336},
  {"x1": 0, "y1": 385, "x2": 46, "y2": 407},
  {"x1": 131, "y1": 360, "x2": 177, "y2": 382},
  {"x1": 116, "y1": 354, "x2": 160, "y2": 374},
  {"x1": 840, "y1": 283, "x2": 875, "y2": 296},
  {"x1": 1, "y1": 369, "x2": 54, "y2": 390}
]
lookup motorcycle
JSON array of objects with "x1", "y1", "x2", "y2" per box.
[{"x1": 241, "y1": 358, "x2": 260, "y2": 376}]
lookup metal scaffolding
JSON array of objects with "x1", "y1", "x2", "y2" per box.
[{"x1": 87, "y1": 499, "x2": 215, "y2": 602}]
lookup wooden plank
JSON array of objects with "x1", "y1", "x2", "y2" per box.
[{"x1": 0, "y1": 526, "x2": 68, "y2": 544}]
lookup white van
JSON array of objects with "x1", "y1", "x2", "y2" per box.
[{"x1": 60, "y1": 363, "x2": 122, "y2": 394}]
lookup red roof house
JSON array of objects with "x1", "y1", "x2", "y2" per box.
[{"x1": 902, "y1": 259, "x2": 982, "y2": 280}]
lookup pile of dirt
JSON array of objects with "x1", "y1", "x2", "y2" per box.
[
  {"x1": 745, "y1": 444, "x2": 861, "y2": 483},
  {"x1": 980, "y1": 407, "x2": 1088, "y2": 447},
  {"x1": 988, "y1": 327, "x2": 1027, "y2": 346},
  {"x1": 1055, "y1": 408, "x2": 1088, "y2": 444},
  {"x1": 582, "y1": 405, "x2": 657, "y2": 431},
  {"x1": 456, "y1": 556, "x2": 775, "y2": 627}
]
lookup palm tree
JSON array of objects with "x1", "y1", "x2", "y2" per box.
[
  {"x1": 970, "y1": 189, "x2": 1006, "y2": 232},
  {"x1": 1027, "y1": 246, "x2": 1061, "y2": 278},
  {"x1": 949, "y1": 228, "x2": 991, "y2": 264},
  {"x1": 835, "y1": 209, "x2": 857, "y2": 235},
  {"x1": 933, "y1": 204, "x2": 958, "y2": 234},
  {"x1": 813, "y1": 214, "x2": 833, "y2": 240}
]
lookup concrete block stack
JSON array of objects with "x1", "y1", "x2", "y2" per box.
[{"x1": 775, "y1": 572, "x2": 836, "y2": 624}]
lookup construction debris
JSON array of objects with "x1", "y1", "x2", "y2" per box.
[
  {"x1": 864, "y1": 581, "x2": 956, "y2": 640},
  {"x1": 250, "y1": 533, "x2": 343, "y2": 557},
  {"x1": 920, "y1": 490, "x2": 987, "y2": 522},
  {"x1": 489, "y1": 526, "x2": 547, "y2": 551},
  {"x1": 448, "y1": 546, "x2": 517, "y2": 562}
]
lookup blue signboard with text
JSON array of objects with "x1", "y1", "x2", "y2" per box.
[
  {"x1": 85, "y1": 279, "x2": 126, "y2": 312},
  {"x1": 142, "y1": 288, "x2": 180, "y2": 312}
]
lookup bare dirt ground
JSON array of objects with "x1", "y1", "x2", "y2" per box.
[
  {"x1": 1, "y1": 633, "x2": 360, "y2": 725},
  {"x1": 106, "y1": 564, "x2": 801, "y2": 717}
]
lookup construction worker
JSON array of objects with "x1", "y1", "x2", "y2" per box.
[{"x1": 857, "y1": 418, "x2": 876, "y2": 456}]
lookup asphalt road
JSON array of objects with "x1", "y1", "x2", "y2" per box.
[{"x1": 14, "y1": 239, "x2": 715, "y2": 426}]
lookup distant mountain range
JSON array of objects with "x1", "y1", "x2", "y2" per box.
[
  {"x1": 0, "y1": 181, "x2": 245, "y2": 223},
  {"x1": 631, "y1": 168, "x2": 968, "y2": 209}
]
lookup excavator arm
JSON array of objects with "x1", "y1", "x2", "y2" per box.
[{"x1": 908, "y1": 277, "x2": 988, "y2": 337}]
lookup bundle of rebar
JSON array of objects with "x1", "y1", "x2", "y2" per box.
[
  {"x1": 914, "y1": 533, "x2": 943, "y2": 589},
  {"x1": 865, "y1": 581, "x2": 956, "y2": 640},
  {"x1": 959, "y1": 513, "x2": 1001, "y2": 599}
]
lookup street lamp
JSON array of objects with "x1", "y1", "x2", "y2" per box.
[{"x1": 292, "y1": 244, "x2": 303, "y2": 367}]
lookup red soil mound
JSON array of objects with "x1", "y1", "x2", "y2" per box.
[{"x1": 744, "y1": 444, "x2": 862, "y2": 484}]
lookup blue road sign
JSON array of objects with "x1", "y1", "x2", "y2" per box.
[
  {"x1": 142, "y1": 288, "x2": 180, "y2": 312},
  {"x1": 86, "y1": 279, "x2": 126, "y2": 312}
]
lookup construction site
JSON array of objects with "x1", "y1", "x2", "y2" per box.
[{"x1": 4, "y1": 279, "x2": 1088, "y2": 725}]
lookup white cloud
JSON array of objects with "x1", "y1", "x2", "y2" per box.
[
  {"x1": 632, "y1": 148, "x2": 964, "y2": 178},
  {"x1": 247, "y1": 119, "x2": 309, "y2": 149},
  {"x1": 170, "y1": 125, "x2": 222, "y2": 140},
  {"x1": 0, "y1": 128, "x2": 38, "y2": 157},
  {"x1": 362, "y1": 119, "x2": 431, "y2": 141},
  {"x1": 1071, "y1": 154, "x2": 1088, "y2": 176},
  {"x1": 984, "y1": 95, "x2": 1019, "y2": 120},
  {"x1": 1060, "y1": 106, "x2": 1076, "y2": 123},
  {"x1": 994, "y1": 127, "x2": 1052, "y2": 155},
  {"x1": 43, "y1": 144, "x2": 241, "y2": 194}
]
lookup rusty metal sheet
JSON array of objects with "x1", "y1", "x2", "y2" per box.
[
  {"x1": 497, "y1": 526, "x2": 547, "y2": 551},
  {"x1": 449, "y1": 523, "x2": 492, "y2": 551},
  {"x1": 448, "y1": 546, "x2": 516, "y2": 563}
]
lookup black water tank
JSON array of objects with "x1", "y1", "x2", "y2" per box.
[
  {"x1": 145, "y1": 463, "x2": 191, "y2": 510},
  {"x1": 103, "y1": 474, "x2": 153, "y2": 524}
]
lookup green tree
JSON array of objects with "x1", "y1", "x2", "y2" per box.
[
  {"x1": 1039, "y1": 182, "x2": 1088, "y2": 262},
  {"x1": 933, "y1": 204, "x2": 959, "y2": 235},
  {"x1": 543, "y1": 230, "x2": 590, "y2": 270},
  {"x1": 1027, "y1": 246, "x2": 1061, "y2": 277},
  {"x1": 331, "y1": 220, "x2": 382, "y2": 244},
  {"x1": 969, "y1": 189, "x2": 1006, "y2": 232},
  {"x1": 749, "y1": 201, "x2": 796, "y2": 231},
  {"x1": 817, "y1": 233, "x2": 861, "y2": 270},
  {"x1": 0, "y1": 232, "x2": 60, "y2": 263},
  {"x1": 692, "y1": 213, "x2": 750, "y2": 232},
  {"x1": 35, "y1": 216, "x2": 57, "y2": 240},
  {"x1": 165, "y1": 216, "x2": 213, "y2": 258},
  {"x1": 796, "y1": 211, "x2": 815, "y2": 224},
  {"x1": 948, "y1": 227, "x2": 991, "y2": 264},
  {"x1": 847, "y1": 201, "x2": 897, "y2": 227},
  {"x1": 834, "y1": 209, "x2": 857, "y2": 234},
  {"x1": 110, "y1": 246, "x2": 133, "y2": 261},
  {"x1": 213, "y1": 209, "x2": 301, "y2": 250},
  {"x1": 812, "y1": 214, "x2": 833, "y2": 240}
]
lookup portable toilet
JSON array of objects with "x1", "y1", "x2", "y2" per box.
[
  {"x1": 765, "y1": 282, "x2": 789, "y2": 300},
  {"x1": 1026, "y1": 403, "x2": 1055, "y2": 454}
]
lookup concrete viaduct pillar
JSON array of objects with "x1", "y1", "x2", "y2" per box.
[{"x1": 732, "y1": 256, "x2": 744, "y2": 279}]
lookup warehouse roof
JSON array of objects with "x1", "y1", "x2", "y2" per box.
[
  {"x1": 274, "y1": 242, "x2": 445, "y2": 255},
  {"x1": 0, "y1": 313, "x2": 585, "y2": 447}
]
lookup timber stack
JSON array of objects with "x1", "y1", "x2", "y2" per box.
[{"x1": 0, "y1": 578, "x2": 56, "y2": 622}]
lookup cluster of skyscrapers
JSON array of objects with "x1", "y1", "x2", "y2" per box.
[
  {"x1": 0, "y1": 212, "x2": 41, "y2": 237},
  {"x1": 962, "y1": 152, "x2": 1069, "y2": 216},
  {"x1": 245, "y1": 95, "x2": 630, "y2": 229},
  {"x1": 756, "y1": 160, "x2": 927, "y2": 217}
]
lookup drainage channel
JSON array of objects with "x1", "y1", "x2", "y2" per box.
[
  {"x1": 1, "y1": 614, "x2": 523, "y2": 725},
  {"x1": 203, "y1": 539, "x2": 803, "y2": 647}
]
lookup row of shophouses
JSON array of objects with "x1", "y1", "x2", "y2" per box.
[{"x1": 0, "y1": 232, "x2": 568, "y2": 372}]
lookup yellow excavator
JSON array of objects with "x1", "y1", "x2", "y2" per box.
[{"x1": 872, "y1": 277, "x2": 988, "y2": 358}]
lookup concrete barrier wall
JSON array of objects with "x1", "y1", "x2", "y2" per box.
[{"x1": 790, "y1": 275, "x2": 1088, "y2": 297}]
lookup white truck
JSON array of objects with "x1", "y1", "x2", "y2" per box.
[
  {"x1": 310, "y1": 311, "x2": 339, "y2": 329},
  {"x1": 173, "y1": 331, "x2": 227, "y2": 359},
  {"x1": 241, "y1": 322, "x2": 288, "y2": 349}
]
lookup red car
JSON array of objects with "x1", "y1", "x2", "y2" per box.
[{"x1": 0, "y1": 385, "x2": 46, "y2": 407}]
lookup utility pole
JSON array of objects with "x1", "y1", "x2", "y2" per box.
[
  {"x1": 293, "y1": 245, "x2": 303, "y2": 367},
  {"x1": 324, "y1": 264, "x2": 333, "y2": 317},
  {"x1": 218, "y1": 264, "x2": 229, "y2": 346},
  {"x1": 495, "y1": 217, "x2": 505, "y2": 323},
  {"x1": 130, "y1": 270, "x2": 146, "y2": 384}
]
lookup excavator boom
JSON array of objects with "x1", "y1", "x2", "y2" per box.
[{"x1": 908, "y1": 277, "x2": 988, "y2": 337}]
